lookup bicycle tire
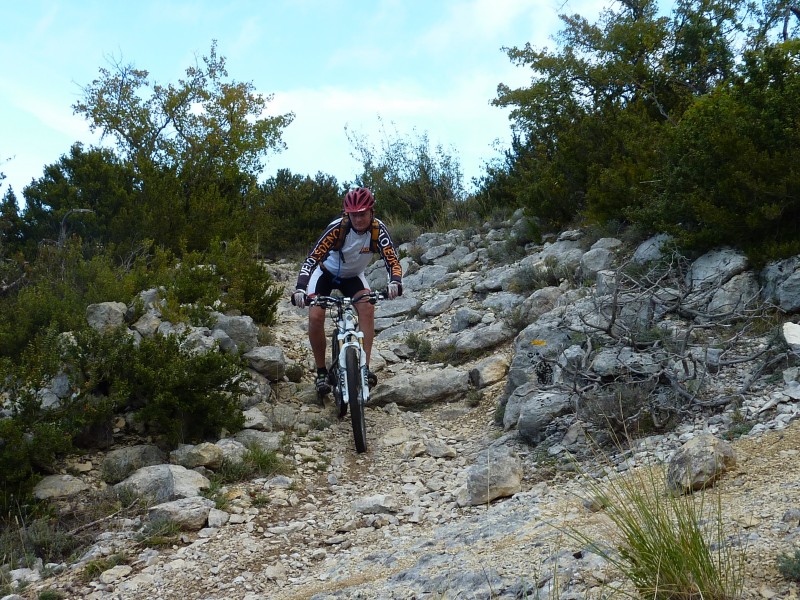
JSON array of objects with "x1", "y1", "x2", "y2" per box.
[{"x1": 345, "y1": 346, "x2": 367, "y2": 453}]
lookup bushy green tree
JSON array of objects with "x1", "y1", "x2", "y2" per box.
[
  {"x1": 0, "y1": 240, "x2": 147, "y2": 361},
  {"x1": 348, "y1": 120, "x2": 466, "y2": 227},
  {"x1": 17, "y1": 144, "x2": 136, "y2": 256},
  {"x1": 250, "y1": 169, "x2": 343, "y2": 255},
  {"x1": 70, "y1": 41, "x2": 293, "y2": 251},
  {"x1": 1, "y1": 187, "x2": 23, "y2": 251},
  {"x1": 636, "y1": 40, "x2": 800, "y2": 261},
  {"x1": 489, "y1": 0, "x2": 752, "y2": 232},
  {"x1": 166, "y1": 238, "x2": 283, "y2": 325}
]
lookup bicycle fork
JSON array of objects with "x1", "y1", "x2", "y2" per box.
[{"x1": 336, "y1": 330, "x2": 369, "y2": 405}]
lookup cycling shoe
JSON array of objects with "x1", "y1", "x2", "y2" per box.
[{"x1": 315, "y1": 372, "x2": 331, "y2": 395}]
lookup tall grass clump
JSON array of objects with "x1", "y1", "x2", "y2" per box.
[{"x1": 570, "y1": 463, "x2": 745, "y2": 599}]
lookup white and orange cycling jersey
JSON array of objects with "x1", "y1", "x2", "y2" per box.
[{"x1": 295, "y1": 217, "x2": 402, "y2": 292}]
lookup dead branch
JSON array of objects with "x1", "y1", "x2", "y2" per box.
[{"x1": 0, "y1": 272, "x2": 26, "y2": 296}]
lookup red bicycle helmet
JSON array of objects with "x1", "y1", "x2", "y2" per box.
[{"x1": 343, "y1": 187, "x2": 375, "y2": 212}]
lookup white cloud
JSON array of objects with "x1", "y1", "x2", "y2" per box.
[
  {"x1": 263, "y1": 69, "x2": 518, "y2": 185},
  {"x1": 31, "y1": 2, "x2": 60, "y2": 39},
  {"x1": 413, "y1": 0, "x2": 558, "y2": 56},
  {"x1": 0, "y1": 79, "x2": 94, "y2": 142},
  {"x1": 228, "y1": 16, "x2": 263, "y2": 60}
]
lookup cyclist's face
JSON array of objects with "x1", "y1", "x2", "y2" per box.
[{"x1": 348, "y1": 209, "x2": 372, "y2": 232}]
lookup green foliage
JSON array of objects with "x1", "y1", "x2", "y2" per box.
[
  {"x1": 0, "y1": 326, "x2": 249, "y2": 504},
  {"x1": 0, "y1": 233, "x2": 279, "y2": 364},
  {"x1": 1, "y1": 187, "x2": 25, "y2": 255},
  {"x1": 348, "y1": 119, "x2": 466, "y2": 228},
  {"x1": 0, "y1": 240, "x2": 144, "y2": 362},
  {"x1": 160, "y1": 238, "x2": 282, "y2": 326},
  {"x1": 634, "y1": 41, "x2": 800, "y2": 263},
  {"x1": 199, "y1": 479, "x2": 229, "y2": 510},
  {"x1": 0, "y1": 419, "x2": 71, "y2": 514},
  {"x1": 210, "y1": 238, "x2": 283, "y2": 325},
  {"x1": 16, "y1": 144, "x2": 137, "y2": 256},
  {"x1": 251, "y1": 169, "x2": 343, "y2": 255},
  {"x1": 578, "y1": 382, "x2": 662, "y2": 440},
  {"x1": 486, "y1": 0, "x2": 800, "y2": 262},
  {"x1": 504, "y1": 306, "x2": 530, "y2": 335},
  {"x1": 0, "y1": 509, "x2": 94, "y2": 572},
  {"x1": 136, "y1": 517, "x2": 182, "y2": 548},
  {"x1": 466, "y1": 389, "x2": 483, "y2": 408},
  {"x1": 777, "y1": 549, "x2": 800, "y2": 582},
  {"x1": 214, "y1": 443, "x2": 291, "y2": 484},
  {"x1": 571, "y1": 464, "x2": 746, "y2": 599},
  {"x1": 405, "y1": 332, "x2": 432, "y2": 362},
  {"x1": 68, "y1": 42, "x2": 294, "y2": 253},
  {"x1": 487, "y1": 237, "x2": 527, "y2": 265},
  {"x1": 81, "y1": 554, "x2": 128, "y2": 582},
  {"x1": 384, "y1": 218, "x2": 421, "y2": 246},
  {"x1": 124, "y1": 333, "x2": 247, "y2": 447},
  {"x1": 506, "y1": 256, "x2": 574, "y2": 293}
]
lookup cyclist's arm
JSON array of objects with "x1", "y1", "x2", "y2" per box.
[
  {"x1": 296, "y1": 221, "x2": 343, "y2": 290},
  {"x1": 375, "y1": 220, "x2": 403, "y2": 284}
]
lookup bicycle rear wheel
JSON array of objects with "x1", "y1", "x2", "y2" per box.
[{"x1": 345, "y1": 346, "x2": 367, "y2": 453}]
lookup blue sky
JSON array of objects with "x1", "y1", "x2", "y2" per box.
[{"x1": 0, "y1": 0, "x2": 606, "y2": 199}]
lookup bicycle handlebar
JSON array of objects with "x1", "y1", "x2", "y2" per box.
[{"x1": 307, "y1": 290, "x2": 386, "y2": 308}]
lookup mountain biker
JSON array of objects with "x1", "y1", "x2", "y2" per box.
[{"x1": 291, "y1": 187, "x2": 403, "y2": 395}]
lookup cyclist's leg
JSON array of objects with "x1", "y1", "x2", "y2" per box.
[
  {"x1": 309, "y1": 306, "x2": 327, "y2": 368},
  {"x1": 308, "y1": 269, "x2": 333, "y2": 370}
]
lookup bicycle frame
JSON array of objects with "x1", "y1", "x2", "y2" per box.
[
  {"x1": 332, "y1": 297, "x2": 369, "y2": 407},
  {"x1": 309, "y1": 291, "x2": 381, "y2": 453}
]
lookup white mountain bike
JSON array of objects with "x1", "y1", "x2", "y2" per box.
[{"x1": 308, "y1": 291, "x2": 384, "y2": 453}]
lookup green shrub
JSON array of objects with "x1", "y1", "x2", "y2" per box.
[
  {"x1": 404, "y1": 243, "x2": 424, "y2": 264},
  {"x1": 570, "y1": 463, "x2": 746, "y2": 599},
  {"x1": 506, "y1": 256, "x2": 575, "y2": 294},
  {"x1": 487, "y1": 238, "x2": 526, "y2": 264},
  {"x1": 136, "y1": 518, "x2": 181, "y2": 548},
  {"x1": 212, "y1": 238, "x2": 283, "y2": 325},
  {"x1": 81, "y1": 554, "x2": 128, "y2": 582},
  {"x1": 0, "y1": 326, "x2": 249, "y2": 505},
  {"x1": 578, "y1": 381, "x2": 663, "y2": 441},
  {"x1": 466, "y1": 389, "x2": 483, "y2": 407},
  {"x1": 0, "y1": 419, "x2": 73, "y2": 513},
  {"x1": 0, "y1": 241, "x2": 150, "y2": 362},
  {"x1": 778, "y1": 549, "x2": 800, "y2": 582},
  {"x1": 163, "y1": 239, "x2": 282, "y2": 326},
  {"x1": 61, "y1": 327, "x2": 248, "y2": 447},
  {"x1": 214, "y1": 444, "x2": 291, "y2": 484},
  {"x1": 199, "y1": 479, "x2": 229, "y2": 510},
  {"x1": 406, "y1": 332, "x2": 432, "y2": 361},
  {"x1": 385, "y1": 219, "x2": 420, "y2": 245},
  {"x1": 504, "y1": 306, "x2": 530, "y2": 334},
  {"x1": 0, "y1": 512, "x2": 92, "y2": 570},
  {"x1": 493, "y1": 400, "x2": 506, "y2": 426},
  {"x1": 127, "y1": 333, "x2": 247, "y2": 446}
]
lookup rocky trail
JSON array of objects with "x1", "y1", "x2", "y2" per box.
[
  {"x1": 13, "y1": 223, "x2": 800, "y2": 599},
  {"x1": 23, "y1": 289, "x2": 800, "y2": 600}
]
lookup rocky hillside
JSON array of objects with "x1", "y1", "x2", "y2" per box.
[{"x1": 10, "y1": 213, "x2": 800, "y2": 600}]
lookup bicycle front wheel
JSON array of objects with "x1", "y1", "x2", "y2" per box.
[
  {"x1": 331, "y1": 336, "x2": 346, "y2": 418},
  {"x1": 345, "y1": 346, "x2": 367, "y2": 453}
]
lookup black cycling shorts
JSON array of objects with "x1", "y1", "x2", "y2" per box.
[{"x1": 308, "y1": 268, "x2": 370, "y2": 298}]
